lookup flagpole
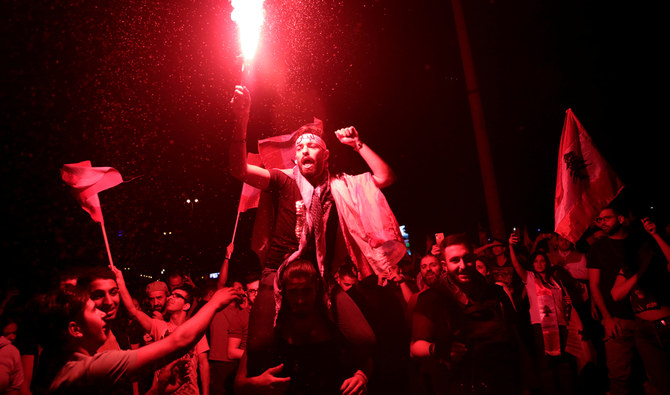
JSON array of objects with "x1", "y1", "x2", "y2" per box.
[
  {"x1": 231, "y1": 210, "x2": 241, "y2": 245},
  {"x1": 99, "y1": 220, "x2": 115, "y2": 267}
]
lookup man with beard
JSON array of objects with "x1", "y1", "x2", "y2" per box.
[
  {"x1": 229, "y1": 85, "x2": 405, "y2": 385},
  {"x1": 410, "y1": 234, "x2": 521, "y2": 395},
  {"x1": 587, "y1": 206, "x2": 650, "y2": 394},
  {"x1": 228, "y1": 85, "x2": 400, "y2": 278},
  {"x1": 419, "y1": 254, "x2": 443, "y2": 290},
  {"x1": 110, "y1": 266, "x2": 212, "y2": 395},
  {"x1": 406, "y1": 254, "x2": 444, "y2": 318},
  {"x1": 145, "y1": 281, "x2": 169, "y2": 321},
  {"x1": 405, "y1": 254, "x2": 445, "y2": 395}
]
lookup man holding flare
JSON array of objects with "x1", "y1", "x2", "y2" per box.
[{"x1": 228, "y1": 85, "x2": 407, "y2": 392}]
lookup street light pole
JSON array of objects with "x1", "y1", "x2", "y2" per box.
[{"x1": 450, "y1": 0, "x2": 506, "y2": 240}]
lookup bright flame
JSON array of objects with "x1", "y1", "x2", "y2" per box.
[{"x1": 231, "y1": 0, "x2": 265, "y2": 62}]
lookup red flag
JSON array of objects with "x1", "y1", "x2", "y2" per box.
[
  {"x1": 61, "y1": 161, "x2": 123, "y2": 223},
  {"x1": 237, "y1": 153, "x2": 262, "y2": 213},
  {"x1": 554, "y1": 109, "x2": 624, "y2": 244},
  {"x1": 257, "y1": 118, "x2": 323, "y2": 169}
]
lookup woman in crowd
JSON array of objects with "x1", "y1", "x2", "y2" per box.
[
  {"x1": 235, "y1": 259, "x2": 369, "y2": 395},
  {"x1": 509, "y1": 233, "x2": 574, "y2": 394}
]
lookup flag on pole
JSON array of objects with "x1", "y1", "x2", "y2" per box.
[
  {"x1": 257, "y1": 118, "x2": 323, "y2": 169},
  {"x1": 554, "y1": 109, "x2": 624, "y2": 244},
  {"x1": 61, "y1": 161, "x2": 124, "y2": 223},
  {"x1": 237, "y1": 153, "x2": 262, "y2": 213}
]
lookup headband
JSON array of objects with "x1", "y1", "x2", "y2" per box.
[{"x1": 295, "y1": 133, "x2": 327, "y2": 150}]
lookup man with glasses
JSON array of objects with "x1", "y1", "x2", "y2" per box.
[
  {"x1": 110, "y1": 266, "x2": 212, "y2": 395},
  {"x1": 43, "y1": 269, "x2": 242, "y2": 395},
  {"x1": 228, "y1": 277, "x2": 260, "y2": 361},
  {"x1": 587, "y1": 206, "x2": 649, "y2": 394},
  {"x1": 208, "y1": 275, "x2": 259, "y2": 394},
  {"x1": 410, "y1": 233, "x2": 521, "y2": 394}
]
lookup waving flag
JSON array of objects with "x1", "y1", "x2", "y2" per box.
[
  {"x1": 237, "y1": 153, "x2": 263, "y2": 213},
  {"x1": 61, "y1": 161, "x2": 123, "y2": 223},
  {"x1": 554, "y1": 109, "x2": 624, "y2": 243}
]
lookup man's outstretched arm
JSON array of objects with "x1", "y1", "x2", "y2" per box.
[
  {"x1": 643, "y1": 217, "x2": 670, "y2": 272},
  {"x1": 335, "y1": 126, "x2": 396, "y2": 188},
  {"x1": 228, "y1": 85, "x2": 271, "y2": 190},
  {"x1": 131, "y1": 287, "x2": 243, "y2": 380}
]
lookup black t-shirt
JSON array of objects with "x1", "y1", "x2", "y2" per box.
[
  {"x1": 272, "y1": 319, "x2": 360, "y2": 395},
  {"x1": 412, "y1": 282, "x2": 520, "y2": 394},
  {"x1": 619, "y1": 236, "x2": 670, "y2": 314},
  {"x1": 264, "y1": 169, "x2": 302, "y2": 269},
  {"x1": 587, "y1": 233, "x2": 650, "y2": 320},
  {"x1": 412, "y1": 288, "x2": 451, "y2": 344},
  {"x1": 263, "y1": 170, "x2": 344, "y2": 277}
]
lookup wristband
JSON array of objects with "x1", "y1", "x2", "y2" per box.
[
  {"x1": 354, "y1": 370, "x2": 368, "y2": 384},
  {"x1": 353, "y1": 140, "x2": 364, "y2": 152}
]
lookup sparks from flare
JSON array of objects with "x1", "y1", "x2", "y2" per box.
[{"x1": 231, "y1": 0, "x2": 265, "y2": 66}]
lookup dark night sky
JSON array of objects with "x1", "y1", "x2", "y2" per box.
[{"x1": 2, "y1": 0, "x2": 667, "y2": 287}]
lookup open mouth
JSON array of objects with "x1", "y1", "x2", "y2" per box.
[{"x1": 301, "y1": 157, "x2": 315, "y2": 169}]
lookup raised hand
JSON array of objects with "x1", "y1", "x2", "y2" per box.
[
  {"x1": 226, "y1": 242, "x2": 235, "y2": 260},
  {"x1": 509, "y1": 233, "x2": 520, "y2": 246},
  {"x1": 108, "y1": 264, "x2": 127, "y2": 288},
  {"x1": 183, "y1": 275, "x2": 196, "y2": 288},
  {"x1": 211, "y1": 287, "x2": 244, "y2": 310},
  {"x1": 334, "y1": 126, "x2": 361, "y2": 149},
  {"x1": 230, "y1": 85, "x2": 251, "y2": 119},
  {"x1": 642, "y1": 217, "x2": 656, "y2": 235}
]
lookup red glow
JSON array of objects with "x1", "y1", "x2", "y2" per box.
[{"x1": 230, "y1": 0, "x2": 265, "y2": 63}]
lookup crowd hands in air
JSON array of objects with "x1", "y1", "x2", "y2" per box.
[{"x1": 1, "y1": 85, "x2": 669, "y2": 395}]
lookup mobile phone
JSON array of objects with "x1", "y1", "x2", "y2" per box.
[{"x1": 435, "y1": 233, "x2": 444, "y2": 245}]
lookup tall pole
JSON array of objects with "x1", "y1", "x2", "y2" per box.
[{"x1": 450, "y1": 0, "x2": 506, "y2": 240}]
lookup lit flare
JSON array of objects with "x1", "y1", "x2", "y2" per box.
[{"x1": 231, "y1": 0, "x2": 265, "y2": 63}]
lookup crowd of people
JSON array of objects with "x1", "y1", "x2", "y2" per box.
[{"x1": 1, "y1": 85, "x2": 669, "y2": 395}]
